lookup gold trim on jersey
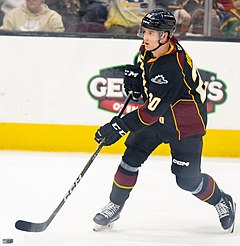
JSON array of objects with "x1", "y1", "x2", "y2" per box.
[
  {"x1": 147, "y1": 42, "x2": 175, "y2": 63},
  {"x1": 170, "y1": 103, "x2": 181, "y2": 140},
  {"x1": 140, "y1": 51, "x2": 148, "y2": 98}
]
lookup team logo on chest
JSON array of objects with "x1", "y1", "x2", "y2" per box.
[{"x1": 151, "y1": 74, "x2": 168, "y2": 84}]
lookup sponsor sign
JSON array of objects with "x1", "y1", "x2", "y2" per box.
[{"x1": 88, "y1": 65, "x2": 227, "y2": 115}]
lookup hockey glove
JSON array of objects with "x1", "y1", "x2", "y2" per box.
[
  {"x1": 95, "y1": 116, "x2": 129, "y2": 146},
  {"x1": 124, "y1": 64, "x2": 142, "y2": 101}
]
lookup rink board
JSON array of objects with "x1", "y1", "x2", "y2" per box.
[
  {"x1": 0, "y1": 36, "x2": 239, "y2": 157},
  {"x1": 0, "y1": 123, "x2": 239, "y2": 157}
]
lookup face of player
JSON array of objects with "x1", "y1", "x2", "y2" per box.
[
  {"x1": 26, "y1": 0, "x2": 43, "y2": 13},
  {"x1": 142, "y1": 28, "x2": 165, "y2": 51},
  {"x1": 233, "y1": 0, "x2": 240, "y2": 10}
]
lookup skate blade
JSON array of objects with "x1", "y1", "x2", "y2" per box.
[
  {"x1": 228, "y1": 223, "x2": 235, "y2": 233},
  {"x1": 228, "y1": 202, "x2": 236, "y2": 233},
  {"x1": 93, "y1": 223, "x2": 114, "y2": 232}
]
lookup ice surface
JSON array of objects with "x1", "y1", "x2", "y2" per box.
[{"x1": 0, "y1": 151, "x2": 239, "y2": 245}]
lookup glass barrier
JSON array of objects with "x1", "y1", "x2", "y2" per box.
[{"x1": 0, "y1": 0, "x2": 239, "y2": 40}]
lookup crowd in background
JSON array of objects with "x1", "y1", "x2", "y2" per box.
[{"x1": 0, "y1": 0, "x2": 239, "y2": 38}]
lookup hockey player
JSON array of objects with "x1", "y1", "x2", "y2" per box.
[{"x1": 93, "y1": 10, "x2": 236, "y2": 233}]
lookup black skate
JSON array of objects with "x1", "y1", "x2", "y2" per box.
[
  {"x1": 93, "y1": 201, "x2": 123, "y2": 232},
  {"x1": 214, "y1": 192, "x2": 236, "y2": 233}
]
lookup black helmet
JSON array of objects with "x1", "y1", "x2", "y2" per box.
[{"x1": 140, "y1": 9, "x2": 176, "y2": 36}]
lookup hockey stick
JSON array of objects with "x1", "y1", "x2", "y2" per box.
[{"x1": 15, "y1": 94, "x2": 132, "y2": 232}]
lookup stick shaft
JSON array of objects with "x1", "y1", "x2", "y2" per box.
[{"x1": 15, "y1": 94, "x2": 132, "y2": 232}]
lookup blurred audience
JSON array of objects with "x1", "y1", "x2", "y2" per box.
[
  {"x1": 216, "y1": 0, "x2": 233, "y2": 12},
  {"x1": 104, "y1": 0, "x2": 155, "y2": 34},
  {"x1": 220, "y1": 0, "x2": 240, "y2": 37},
  {"x1": 45, "y1": 0, "x2": 79, "y2": 31},
  {"x1": 182, "y1": 0, "x2": 203, "y2": 15},
  {"x1": 64, "y1": 0, "x2": 109, "y2": 32},
  {"x1": 79, "y1": 0, "x2": 108, "y2": 23},
  {"x1": 65, "y1": 0, "x2": 79, "y2": 15},
  {"x1": 0, "y1": 0, "x2": 65, "y2": 31},
  {"x1": 184, "y1": 0, "x2": 222, "y2": 36},
  {"x1": 46, "y1": 0, "x2": 109, "y2": 33},
  {"x1": 0, "y1": 0, "x2": 239, "y2": 38}
]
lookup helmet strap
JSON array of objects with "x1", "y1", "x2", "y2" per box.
[
  {"x1": 150, "y1": 43, "x2": 162, "y2": 52},
  {"x1": 150, "y1": 35, "x2": 170, "y2": 52}
]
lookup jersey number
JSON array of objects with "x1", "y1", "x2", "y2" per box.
[
  {"x1": 192, "y1": 64, "x2": 206, "y2": 103},
  {"x1": 148, "y1": 93, "x2": 161, "y2": 111}
]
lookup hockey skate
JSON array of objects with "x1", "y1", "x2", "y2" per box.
[
  {"x1": 93, "y1": 201, "x2": 123, "y2": 232},
  {"x1": 215, "y1": 192, "x2": 236, "y2": 233}
]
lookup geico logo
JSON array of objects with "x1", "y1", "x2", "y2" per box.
[
  {"x1": 205, "y1": 80, "x2": 225, "y2": 103},
  {"x1": 112, "y1": 102, "x2": 139, "y2": 114},
  {"x1": 89, "y1": 77, "x2": 126, "y2": 98},
  {"x1": 173, "y1": 158, "x2": 190, "y2": 166},
  {"x1": 88, "y1": 75, "x2": 225, "y2": 104}
]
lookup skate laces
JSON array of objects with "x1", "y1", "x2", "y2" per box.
[
  {"x1": 100, "y1": 202, "x2": 121, "y2": 219},
  {"x1": 215, "y1": 197, "x2": 230, "y2": 219}
]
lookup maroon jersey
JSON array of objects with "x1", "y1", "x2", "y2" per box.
[{"x1": 123, "y1": 36, "x2": 207, "y2": 140}]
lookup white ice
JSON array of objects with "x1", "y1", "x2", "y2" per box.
[{"x1": 0, "y1": 151, "x2": 239, "y2": 246}]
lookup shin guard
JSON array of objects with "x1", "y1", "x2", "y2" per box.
[
  {"x1": 192, "y1": 174, "x2": 222, "y2": 205},
  {"x1": 110, "y1": 160, "x2": 139, "y2": 205}
]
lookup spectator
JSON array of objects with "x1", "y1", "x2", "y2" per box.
[
  {"x1": 181, "y1": 0, "x2": 203, "y2": 15},
  {"x1": 216, "y1": 0, "x2": 233, "y2": 12},
  {"x1": 44, "y1": 0, "x2": 79, "y2": 32},
  {"x1": 0, "y1": 0, "x2": 65, "y2": 31},
  {"x1": 189, "y1": 7, "x2": 204, "y2": 31},
  {"x1": 64, "y1": 0, "x2": 109, "y2": 33},
  {"x1": 220, "y1": 0, "x2": 240, "y2": 37},
  {"x1": 65, "y1": 0, "x2": 79, "y2": 15},
  {"x1": 186, "y1": 1, "x2": 221, "y2": 36},
  {"x1": 79, "y1": 0, "x2": 109, "y2": 23},
  {"x1": 104, "y1": 0, "x2": 155, "y2": 34}
]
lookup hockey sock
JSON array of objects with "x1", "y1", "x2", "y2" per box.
[
  {"x1": 192, "y1": 173, "x2": 222, "y2": 205},
  {"x1": 110, "y1": 160, "x2": 139, "y2": 205}
]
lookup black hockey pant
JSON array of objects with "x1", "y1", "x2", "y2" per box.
[{"x1": 109, "y1": 122, "x2": 222, "y2": 206}]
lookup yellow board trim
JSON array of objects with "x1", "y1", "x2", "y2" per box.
[{"x1": 0, "y1": 122, "x2": 240, "y2": 157}]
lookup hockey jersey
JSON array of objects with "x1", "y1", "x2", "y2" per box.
[{"x1": 123, "y1": 36, "x2": 207, "y2": 140}]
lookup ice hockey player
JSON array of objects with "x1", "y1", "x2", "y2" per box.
[{"x1": 93, "y1": 9, "x2": 236, "y2": 233}]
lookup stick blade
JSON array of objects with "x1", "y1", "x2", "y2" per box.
[{"x1": 15, "y1": 220, "x2": 48, "y2": 232}]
